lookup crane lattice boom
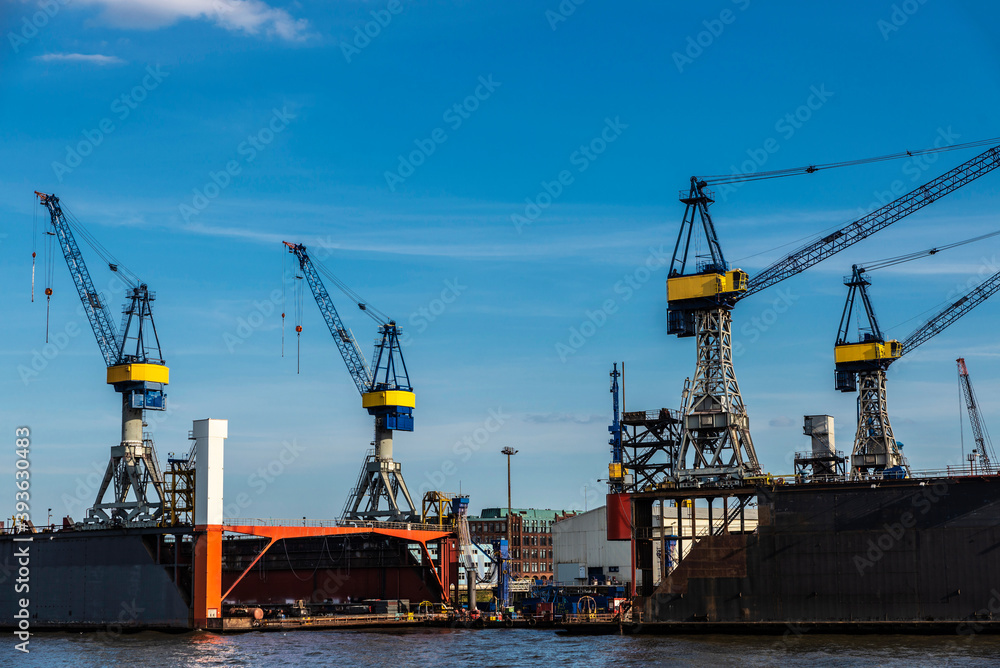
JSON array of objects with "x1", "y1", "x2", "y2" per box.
[
  {"x1": 745, "y1": 146, "x2": 1000, "y2": 298},
  {"x1": 902, "y1": 271, "x2": 1000, "y2": 354},
  {"x1": 285, "y1": 242, "x2": 373, "y2": 394},
  {"x1": 36, "y1": 192, "x2": 120, "y2": 366},
  {"x1": 957, "y1": 358, "x2": 995, "y2": 471}
]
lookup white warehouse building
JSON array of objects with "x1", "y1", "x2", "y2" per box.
[{"x1": 553, "y1": 502, "x2": 758, "y2": 589}]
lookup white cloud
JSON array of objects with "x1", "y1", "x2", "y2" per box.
[
  {"x1": 34, "y1": 53, "x2": 126, "y2": 65},
  {"x1": 74, "y1": 0, "x2": 309, "y2": 41}
]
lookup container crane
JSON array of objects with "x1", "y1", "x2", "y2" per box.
[
  {"x1": 666, "y1": 143, "x2": 1000, "y2": 484},
  {"x1": 835, "y1": 266, "x2": 1000, "y2": 475},
  {"x1": 957, "y1": 358, "x2": 996, "y2": 474},
  {"x1": 284, "y1": 242, "x2": 417, "y2": 522},
  {"x1": 35, "y1": 192, "x2": 168, "y2": 525}
]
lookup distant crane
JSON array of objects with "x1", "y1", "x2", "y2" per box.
[
  {"x1": 667, "y1": 142, "x2": 1000, "y2": 484},
  {"x1": 957, "y1": 358, "x2": 997, "y2": 474},
  {"x1": 284, "y1": 242, "x2": 417, "y2": 522},
  {"x1": 36, "y1": 192, "x2": 168, "y2": 525},
  {"x1": 607, "y1": 363, "x2": 625, "y2": 493},
  {"x1": 835, "y1": 265, "x2": 1000, "y2": 476}
]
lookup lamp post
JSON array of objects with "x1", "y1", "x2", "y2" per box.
[{"x1": 501, "y1": 447, "x2": 518, "y2": 549}]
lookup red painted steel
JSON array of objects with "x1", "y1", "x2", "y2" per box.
[{"x1": 606, "y1": 493, "x2": 632, "y2": 541}]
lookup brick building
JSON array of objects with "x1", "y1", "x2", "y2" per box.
[{"x1": 468, "y1": 508, "x2": 576, "y2": 581}]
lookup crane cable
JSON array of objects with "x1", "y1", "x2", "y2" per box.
[
  {"x1": 846, "y1": 228, "x2": 1000, "y2": 339},
  {"x1": 31, "y1": 196, "x2": 37, "y2": 303},
  {"x1": 700, "y1": 135, "x2": 1000, "y2": 186},
  {"x1": 859, "y1": 228, "x2": 1000, "y2": 272},
  {"x1": 59, "y1": 202, "x2": 142, "y2": 288},
  {"x1": 958, "y1": 362, "x2": 998, "y2": 470},
  {"x1": 312, "y1": 261, "x2": 391, "y2": 326},
  {"x1": 280, "y1": 249, "x2": 286, "y2": 358},
  {"x1": 294, "y1": 271, "x2": 304, "y2": 374},
  {"x1": 42, "y1": 198, "x2": 56, "y2": 343}
]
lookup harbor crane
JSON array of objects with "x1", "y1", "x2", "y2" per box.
[
  {"x1": 35, "y1": 192, "x2": 168, "y2": 525},
  {"x1": 835, "y1": 265, "x2": 1000, "y2": 475},
  {"x1": 662, "y1": 142, "x2": 1000, "y2": 485},
  {"x1": 284, "y1": 242, "x2": 417, "y2": 522},
  {"x1": 607, "y1": 363, "x2": 625, "y2": 493},
  {"x1": 957, "y1": 358, "x2": 997, "y2": 473}
]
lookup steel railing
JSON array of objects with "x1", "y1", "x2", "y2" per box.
[{"x1": 223, "y1": 517, "x2": 452, "y2": 532}]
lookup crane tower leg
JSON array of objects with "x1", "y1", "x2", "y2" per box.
[
  {"x1": 850, "y1": 369, "x2": 906, "y2": 476},
  {"x1": 87, "y1": 396, "x2": 166, "y2": 525},
  {"x1": 343, "y1": 421, "x2": 417, "y2": 523},
  {"x1": 675, "y1": 308, "x2": 760, "y2": 482}
]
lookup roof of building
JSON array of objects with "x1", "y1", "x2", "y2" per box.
[{"x1": 469, "y1": 508, "x2": 573, "y2": 521}]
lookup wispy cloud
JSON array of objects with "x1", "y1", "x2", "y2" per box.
[
  {"x1": 523, "y1": 412, "x2": 601, "y2": 424},
  {"x1": 74, "y1": 0, "x2": 310, "y2": 41},
  {"x1": 35, "y1": 53, "x2": 126, "y2": 66}
]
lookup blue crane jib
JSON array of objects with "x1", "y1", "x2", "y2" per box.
[
  {"x1": 35, "y1": 192, "x2": 167, "y2": 411},
  {"x1": 284, "y1": 242, "x2": 414, "y2": 432}
]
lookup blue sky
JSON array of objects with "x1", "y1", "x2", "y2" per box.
[{"x1": 3, "y1": 0, "x2": 1000, "y2": 522}]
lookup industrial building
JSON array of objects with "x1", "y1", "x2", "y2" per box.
[
  {"x1": 553, "y1": 503, "x2": 757, "y2": 588},
  {"x1": 467, "y1": 508, "x2": 575, "y2": 581}
]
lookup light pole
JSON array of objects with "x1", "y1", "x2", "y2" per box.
[{"x1": 501, "y1": 447, "x2": 518, "y2": 549}]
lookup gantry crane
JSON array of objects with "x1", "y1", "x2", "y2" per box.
[
  {"x1": 663, "y1": 144, "x2": 1000, "y2": 485},
  {"x1": 957, "y1": 358, "x2": 996, "y2": 474},
  {"x1": 835, "y1": 266, "x2": 1000, "y2": 475},
  {"x1": 284, "y1": 242, "x2": 417, "y2": 522},
  {"x1": 36, "y1": 192, "x2": 168, "y2": 525}
]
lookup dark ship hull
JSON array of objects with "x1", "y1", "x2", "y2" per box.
[
  {"x1": 636, "y1": 475, "x2": 1000, "y2": 633},
  {"x1": 0, "y1": 527, "x2": 450, "y2": 631}
]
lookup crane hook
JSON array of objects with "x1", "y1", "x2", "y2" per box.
[
  {"x1": 44, "y1": 287, "x2": 53, "y2": 343},
  {"x1": 295, "y1": 325, "x2": 302, "y2": 374}
]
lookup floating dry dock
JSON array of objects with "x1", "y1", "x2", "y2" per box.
[
  {"x1": 0, "y1": 420, "x2": 460, "y2": 631},
  {"x1": 603, "y1": 473, "x2": 1000, "y2": 633}
]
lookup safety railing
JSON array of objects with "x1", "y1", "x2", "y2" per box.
[
  {"x1": 560, "y1": 612, "x2": 620, "y2": 624},
  {"x1": 223, "y1": 517, "x2": 452, "y2": 533},
  {"x1": 258, "y1": 612, "x2": 447, "y2": 626}
]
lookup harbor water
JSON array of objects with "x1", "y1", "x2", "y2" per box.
[{"x1": 3, "y1": 628, "x2": 1000, "y2": 667}]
